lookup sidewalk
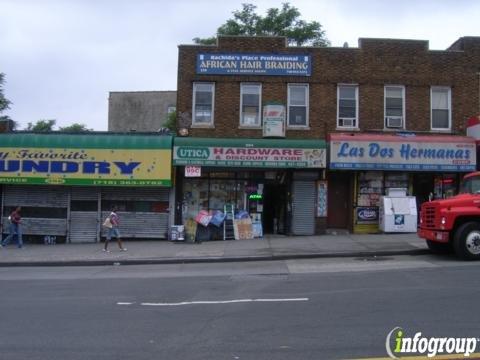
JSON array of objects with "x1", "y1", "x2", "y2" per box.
[{"x1": 0, "y1": 233, "x2": 429, "y2": 267}]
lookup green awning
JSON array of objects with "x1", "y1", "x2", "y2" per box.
[
  {"x1": 173, "y1": 137, "x2": 326, "y2": 169},
  {"x1": 0, "y1": 133, "x2": 172, "y2": 149}
]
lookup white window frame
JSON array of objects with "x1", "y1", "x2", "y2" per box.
[
  {"x1": 430, "y1": 86, "x2": 452, "y2": 131},
  {"x1": 337, "y1": 84, "x2": 359, "y2": 129},
  {"x1": 287, "y1": 83, "x2": 309, "y2": 128},
  {"x1": 239, "y1": 83, "x2": 262, "y2": 128},
  {"x1": 384, "y1": 85, "x2": 406, "y2": 130},
  {"x1": 192, "y1": 82, "x2": 215, "y2": 127}
]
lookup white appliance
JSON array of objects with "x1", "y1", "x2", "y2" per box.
[{"x1": 379, "y1": 188, "x2": 417, "y2": 233}]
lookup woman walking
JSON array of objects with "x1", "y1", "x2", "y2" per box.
[
  {"x1": 1, "y1": 206, "x2": 23, "y2": 249},
  {"x1": 103, "y1": 206, "x2": 127, "y2": 252}
]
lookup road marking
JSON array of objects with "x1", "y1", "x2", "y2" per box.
[{"x1": 117, "y1": 298, "x2": 309, "y2": 307}]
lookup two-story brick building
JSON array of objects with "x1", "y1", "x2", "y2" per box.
[{"x1": 174, "y1": 35, "x2": 480, "y2": 235}]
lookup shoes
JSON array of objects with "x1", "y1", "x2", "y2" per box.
[
  {"x1": 102, "y1": 249, "x2": 110, "y2": 253},
  {"x1": 120, "y1": 248, "x2": 127, "y2": 251}
]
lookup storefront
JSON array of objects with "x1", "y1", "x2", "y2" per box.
[
  {"x1": 328, "y1": 133, "x2": 476, "y2": 233},
  {"x1": 173, "y1": 137, "x2": 327, "y2": 238},
  {"x1": 0, "y1": 133, "x2": 172, "y2": 242}
]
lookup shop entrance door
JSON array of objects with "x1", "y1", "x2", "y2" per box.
[
  {"x1": 263, "y1": 184, "x2": 287, "y2": 234},
  {"x1": 413, "y1": 173, "x2": 434, "y2": 207},
  {"x1": 327, "y1": 172, "x2": 350, "y2": 229}
]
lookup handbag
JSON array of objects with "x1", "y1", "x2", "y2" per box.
[{"x1": 103, "y1": 217, "x2": 113, "y2": 228}]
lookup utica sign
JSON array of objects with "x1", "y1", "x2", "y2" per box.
[{"x1": 174, "y1": 146, "x2": 326, "y2": 168}]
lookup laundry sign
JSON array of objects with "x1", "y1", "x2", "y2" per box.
[{"x1": 330, "y1": 133, "x2": 476, "y2": 172}]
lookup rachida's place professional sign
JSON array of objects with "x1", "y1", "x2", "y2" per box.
[
  {"x1": 0, "y1": 134, "x2": 172, "y2": 186},
  {"x1": 196, "y1": 53, "x2": 311, "y2": 76}
]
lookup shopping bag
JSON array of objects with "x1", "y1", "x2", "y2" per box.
[
  {"x1": 210, "y1": 210, "x2": 226, "y2": 227},
  {"x1": 102, "y1": 217, "x2": 113, "y2": 228},
  {"x1": 195, "y1": 210, "x2": 212, "y2": 227}
]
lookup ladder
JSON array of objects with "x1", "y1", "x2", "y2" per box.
[{"x1": 223, "y1": 204, "x2": 235, "y2": 240}]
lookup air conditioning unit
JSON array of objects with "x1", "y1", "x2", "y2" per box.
[
  {"x1": 386, "y1": 116, "x2": 403, "y2": 128},
  {"x1": 339, "y1": 118, "x2": 356, "y2": 127}
]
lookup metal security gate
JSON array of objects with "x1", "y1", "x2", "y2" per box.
[
  {"x1": 69, "y1": 187, "x2": 100, "y2": 243},
  {"x1": 291, "y1": 180, "x2": 315, "y2": 235},
  {"x1": 2, "y1": 185, "x2": 68, "y2": 237},
  {"x1": 101, "y1": 187, "x2": 170, "y2": 239}
]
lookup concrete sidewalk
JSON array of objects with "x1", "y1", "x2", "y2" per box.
[{"x1": 0, "y1": 233, "x2": 429, "y2": 267}]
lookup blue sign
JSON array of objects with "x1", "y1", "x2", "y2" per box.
[
  {"x1": 356, "y1": 207, "x2": 379, "y2": 224},
  {"x1": 196, "y1": 53, "x2": 311, "y2": 76},
  {"x1": 394, "y1": 215, "x2": 405, "y2": 225}
]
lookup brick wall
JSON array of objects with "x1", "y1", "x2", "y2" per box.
[{"x1": 177, "y1": 36, "x2": 480, "y2": 140}]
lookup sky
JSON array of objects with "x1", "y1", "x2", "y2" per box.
[{"x1": 1, "y1": 0, "x2": 479, "y2": 131}]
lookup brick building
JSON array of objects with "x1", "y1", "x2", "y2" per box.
[{"x1": 174, "y1": 35, "x2": 480, "y2": 235}]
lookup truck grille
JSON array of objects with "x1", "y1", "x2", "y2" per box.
[{"x1": 422, "y1": 205, "x2": 436, "y2": 228}]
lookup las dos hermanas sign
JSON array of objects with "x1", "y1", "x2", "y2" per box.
[
  {"x1": 196, "y1": 53, "x2": 311, "y2": 76},
  {"x1": 329, "y1": 133, "x2": 476, "y2": 172}
]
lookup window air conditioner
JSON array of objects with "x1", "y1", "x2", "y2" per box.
[
  {"x1": 386, "y1": 116, "x2": 403, "y2": 128},
  {"x1": 339, "y1": 118, "x2": 356, "y2": 127}
]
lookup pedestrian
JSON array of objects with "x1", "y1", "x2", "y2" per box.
[
  {"x1": 1, "y1": 206, "x2": 23, "y2": 249},
  {"x1": 103, "y1": 206, "x2": 127, "y2": 252}
]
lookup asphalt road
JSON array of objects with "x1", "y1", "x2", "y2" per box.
[{"x1": 0, "y1": 254, "x2": 479, "y2": 360}]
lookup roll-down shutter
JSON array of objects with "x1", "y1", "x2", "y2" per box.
[
  {"x1": 69, "y1": 187, "x2": 100, "y2": 243},
  {"x1": 101, "y1": 187, "x2": 170, "y2": 239},
  {"x1": 2, "y1": 185, "x2": 68, "y2": 236},
  {"x1": 292, "y1": 181, "x2": 315, "y2": 235}
]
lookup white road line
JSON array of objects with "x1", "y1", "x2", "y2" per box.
[
  {"x1": 117, "y1": 302, "x2": 134, "y2": 305},
  {"x1": 137, "y1": 298, "x2": 309, "y2": 307}
]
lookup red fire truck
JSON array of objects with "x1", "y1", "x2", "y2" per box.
[{"x1": 418, "y1": 171, "x2": 480, "y2": 260}]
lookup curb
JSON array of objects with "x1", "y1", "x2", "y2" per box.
[{"x1": 0, "y1": 248, "x2": 430, "y2": 267}]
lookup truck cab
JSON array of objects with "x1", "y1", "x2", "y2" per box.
[{"x1": 418, "y1": 171, "x2": 480, "y2": 259}]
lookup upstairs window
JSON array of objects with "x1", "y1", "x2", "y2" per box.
[
  {"x1": 240, "y1": 83, "x2": 261, "y2": 127},
  {"x1": 287, "y1": 84, "x2": 309, "y2": 127},
  {"x1": 192, "y1": 83, "x2": 214, "y2": 126},
  {"x1": 431, "y1": 87, "x2": 451, "y2": 130},
  {"x1": 384, "y1": 86, "x2": 405, "y2": 129},
  {"x1": 337, "y1": 85, "x2": 358, "y2": 128}
]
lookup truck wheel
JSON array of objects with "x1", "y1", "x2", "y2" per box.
[
  {"x1": 426, "y1": 240, "x2": 452, "y2": 254},
  {"x1": 453, "y1": 222, "x2": 480, "y2": 260}
]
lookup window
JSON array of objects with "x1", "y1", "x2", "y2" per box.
[
  {"x1": 167, "y1": 106, "x2": 176, "y2": 114},
  {"x1": 192, "y1": 83, "x2": 214, "y2": 126},
  {"x1": 384, "y1": 86, "x2": 405, "y2": 129},
  {"x1": 287, "y1": 84, "x2": 309, "y2": 127},
  {"x1": 431, "y1": 87, "x2": 451, "y2": 130},
  {"x1": 337, "y1": 85, "x2": 358, "y2": 128},
  {"x1": 240, "y1": 84, "x2": 262, "y2": 127}
]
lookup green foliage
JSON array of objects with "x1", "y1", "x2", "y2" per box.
[
  {"x1": 58, "y1": 123, "x2": 92, "y2": 132},
  {"x1": 193, "y1": 3, "x2": 330, "y2": 47},
  {"x1": 0, "y1": 73, "x2": 12, "y2": 121},
  {"x1": 164, "y1": 110, "x2": 176, "y2": 132},
  {"x1": 26, "y1": 119, "x2": 56, "y2": 132}
]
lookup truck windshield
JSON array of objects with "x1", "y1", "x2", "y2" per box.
[{"x1": 460, "y1": 176, "x2": 480, "y2": 194}]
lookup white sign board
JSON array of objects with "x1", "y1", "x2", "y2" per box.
[
  {"x1": 185, "y1": 165, "x2": 201, "y2": 177},
  {"x1": 263, "y1": 105, "x2": 285, "y2": 138}
]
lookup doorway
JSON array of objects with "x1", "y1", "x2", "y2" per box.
[
  {"x1": 327, "y1": 172, "x2": 350, "y2": 229},
  {"x1": 262, "y1": 184, "x2": 287, "y2": 234}
]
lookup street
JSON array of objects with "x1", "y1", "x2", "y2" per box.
[{"x1": 0, "y1": 254, "x2": 479, "y2": 360}]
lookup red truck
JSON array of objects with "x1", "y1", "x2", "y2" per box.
[{"x1": 418, "y1": 171, "x2": 480, "y2": 260}]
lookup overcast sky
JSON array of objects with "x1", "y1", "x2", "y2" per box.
[{"x1": 1, "y1": 0, "x2": 479, "y2": 131}]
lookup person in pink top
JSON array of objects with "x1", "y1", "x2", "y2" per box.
[
  {"x1": 1, "y1": 206, "x2": 23, "y2": 249},
  {"x1": 103, "y1": 206, "x2": 126, "y2": 252}
]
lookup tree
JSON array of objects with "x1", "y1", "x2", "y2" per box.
[
  {"x1": 0, "y1": 73, "x2": 12, "y2": 123},
  {"x1": 193, "y1": 3, "x2": 330, "y2": 47},
  {"x1": 58, "y1": 123, "x2": 92, "y2": 132},
  {"x1": 163, "y1": 110, "x2": 176, "y2": 132},
  {"x1": 26, "y1": 119, "x2": 56, "y2": 132}
]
